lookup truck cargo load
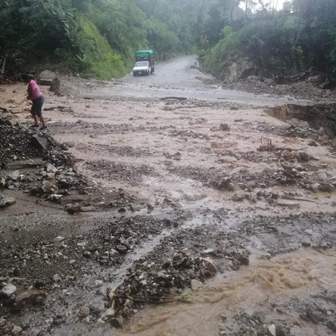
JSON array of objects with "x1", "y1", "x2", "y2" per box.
[{"x1": 134, "y1": 50, "x2": 155, "y2": 75}]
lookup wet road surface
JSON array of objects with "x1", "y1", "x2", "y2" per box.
[{"x1": 71, "y1": 55, "x2": 310, "y2": 106}]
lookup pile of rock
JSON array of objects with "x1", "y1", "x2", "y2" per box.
[
  {"x1": 0, "y1": 317, "x2": 23, "y2": 336},
  {"x1": 0, "y1": 115, "x2": 88, "y2": 207},
  {"x1": 101, "y1": 223, "x2": 251, "y2": 326},
  {"x1": 0, "y1": 193, "x2": 16, "y2": 208},
  {"x1": 104, "y1": 250, "x2": 218, "y2": 325},
  {"x1": 0, "y1": 117, "x2": 40, "y2": 165}
]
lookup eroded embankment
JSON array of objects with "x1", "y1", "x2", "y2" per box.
[{"x1": 269, "y1": 103, "x2": 336, "y2": 137}]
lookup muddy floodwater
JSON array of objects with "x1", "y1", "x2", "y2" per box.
[
  {"x1": 118, "y1": 249, "x2": 336, "y2": 336},
  {"x1": 1, "y1": 56, "x2": 336, "y2": 336}
]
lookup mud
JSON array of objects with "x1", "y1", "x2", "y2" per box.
[
  {"x1": 224, "y1": 75, "x2": 336, "y2": 101},
  {"x1": 1, "y1": 56, "x2": 336, "y2": 336},
  {"x1": 118, "y1": 248, "x2": 336, "y2": 336}
]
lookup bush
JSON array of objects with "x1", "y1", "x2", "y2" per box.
[{"x1": 74, "y1": 15, "x2": 125, "y2": 79}]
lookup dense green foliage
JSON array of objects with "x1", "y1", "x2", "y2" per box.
[
  {"x1": 201, "y1": 0, "x2": 336, "y2": 83},
  {"x1": 1, "y1": 0, "x2": 336, "y2": 82},
  {"x1": 0, "y1": 0, "x2": 217, "y2": 78},
  {"x1": 0, "y1": 1, "x2": 185, "y2": 78}
]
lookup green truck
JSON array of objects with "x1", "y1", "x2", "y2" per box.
[{"x1": 133, "y1": 50, "x2": 155, "y2": 76}]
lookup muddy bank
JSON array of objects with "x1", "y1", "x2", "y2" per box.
[
  {"x1": 221, "y1": 75, "x2": 336, "y2": 102},
  {"x1": 269, "y1": 103, "x2": 336, "y2": 137}
]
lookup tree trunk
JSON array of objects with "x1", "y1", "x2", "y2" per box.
[{"x1": 0, "y1": 57, "x2": 6, "y2": 75}]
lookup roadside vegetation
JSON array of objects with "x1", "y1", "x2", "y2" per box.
[
  {"x1": 1, "y1": 0, "x2": 336, "y2": 84},
  {"x1": 201, "y1": 0, "x2": 336, "y2": 86},
  {"x1": 0, "y1": 0, "x2": 210, "y2": 79}
]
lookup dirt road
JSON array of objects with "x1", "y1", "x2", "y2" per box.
[
  {"x1": 1, "y1": 56, "x2": 336, "y2": 336},
  {"x1": 66, "y1": 56, "x2": 308, "y2": 105}
]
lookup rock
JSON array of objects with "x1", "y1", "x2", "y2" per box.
[
  {"x1": 277, "y1": 200, "x2": 300, "y2": 208},
  {"x1": 297, "y1": 151, "x2": 310, "y2": 162},
  {"x1": 7, "y1": 170, "x2": 20, "y2": 181},
  {"x1": 0, "y1": 177, "x2": 6, "y2": 188},
  {"x1": 224, "y1": 58, "x2": 254, "y2": 82},
  {"x1": 318, "y1": 183, "x2": 334, "y2": 192},
  {"x1": 65, "y1": 203, "x2": 81, "y2": 214},
  {"x1": 32, "y1": 134, "x2": 49, "y2": 151},
  {"x1": 308, "y1": 140, "x2": 318, "y2": 147},
  {"x1": 0, "y1": 317, "x2": 6, "y2": 327},
  {"x1": 11, "y1": 325, "x2": 23, "y2": 335},
  {"x1": 302, "y1": 240, "x2": 311, "y2": 247},
  {"x1": 89, "y1": 301, "x2": 105, "y2": 316},
  {"x1": 0, "y1": 193, "x2": 16, "y2": 208},
  {"x1": 110, "y1": 316, "x2": 124, "y2": 328},
  {"x1": 1, "y1": 283, "x2": 17, "y2": 297},
  {"x1": 54, "y1": 236, "x2": 65, "y2": 242},
  {"x1": 6, "y1": 159, "x2": 44, "y2": 170},
  {"x1": 39, "y1": 70, "x2": 57, "y2": 85},
  {"x1": 80, "y1": 206, "x2": 96, "y2": 212},
  {"x1": 94, "y1": 280, "x2": 104, "y2": 288},
  {"x1": 78, "y1": 305, "x2": 91, "y2": 319},
  {"x1": 310, "y1": 183, "x2": 320, "y2": 193},
  {"x1": 42, "y1": 180, "x2": 57, "y2": 194},
  {"x1": 172, "y1": 251, "x2": 192, "y2": 269},
  {"x1": 212, "y1": 177, "x2": 235, "y2": 191},
  {"x1": 232, "y1": 192, "x2": 246, "y2": 202},
  {"x1": 48, "y1": 194, "x2": 63, "y2": 202},
  {"x1": 115, "y1": 244, "x2": 128, "y2": 254},
  {"x1": 198, "y1": 258, "x2": 217, "y2": 278},
  {"x1": 53, "y1": 274, "x2": 61, "y2": 282},
  {"x1": 201, "y1": 248, "x2": 216, "y2": 256},
  {"x1": 15, "y1": 289, "x2": 47, "y2": 306},
  {"x1": 326, "y1": 320, "x2": 336, "y2": 332},
  {"x1": 83, "y1": 250, "x2": 92, "y2": 258},
  {"x1": 46, "y1": 163, "x2": 57, "y2": 173},
  {"x1": 101, "y1": 307, "x2": 116, "y2": 321},
  {"x1": 49, "y1": 77, "x2": 61, "y2": 95},
  {"x1": 219, "y1": 123, "x2": 230, "y2": 131},
  {"x1": 268, "y1": 324, "x2": 276, "y2": 336},
  {"x1": 191, "y1": 279, "x2": 203, "y2": 290}
]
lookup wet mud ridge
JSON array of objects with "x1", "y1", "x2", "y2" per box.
[{"x1": 1, "y1": 57, "x2": 336, "y2": 336}]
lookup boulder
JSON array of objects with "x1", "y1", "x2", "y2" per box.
[
  {"x1": 49, "y1": 77, "x2": 61, "y2": 95},
  {"x1": 198, "y1": 258, "x2": 217, "y2": 278},
  {"x1": 223, "y1": 57, "x2": 255, "y2": 82},
  {"x1": 38, "y1": 70, "x2": 57, "y2": 85},
  {"x1": 0, "y1": 193, "x2": 16, "y2": 208},
  {"x1": 15, "y1": 289, "x2": 46, "y2": 306},
  {"x1": 219, "y1": 123, "x2": 230, "y2": 131},
  {"x1": 1, "y1": 283, "x2": 17, "y2": 297}
]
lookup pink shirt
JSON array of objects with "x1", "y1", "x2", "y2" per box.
[{"x1": 28, "y1": 80, "x2": 42, "y2": 100}]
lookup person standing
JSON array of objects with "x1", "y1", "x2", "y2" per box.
[{"x1": 27, "y1": 75, "x2": 46, "y2": 129}]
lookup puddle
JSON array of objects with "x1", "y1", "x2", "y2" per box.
[{"x1": 117, "y1": 248, "x2": 336, "y2": 336}]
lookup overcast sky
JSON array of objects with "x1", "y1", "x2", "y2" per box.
[
  {"x1": 240, "y1": 0, "x2": 290, "y2": 10},
  {"x1": 265, "y1": 0, "x2": 289, "y2": 9}
]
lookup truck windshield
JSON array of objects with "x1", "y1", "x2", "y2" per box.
[{"x1": 135, "y1": 61, "x2": 149, "y2": 67}]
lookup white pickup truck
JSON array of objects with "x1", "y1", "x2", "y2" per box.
[{"x1": 133, "y1": 61, "x2": 151, "y2": 76}]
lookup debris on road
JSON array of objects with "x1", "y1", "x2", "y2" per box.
[{"x1": 1, "y1": 58, "x2": 336, "y2": 336}]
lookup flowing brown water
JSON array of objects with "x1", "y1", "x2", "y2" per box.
[{"x1": 117, "y1": 248, "x2": 336, "y2": 336}]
